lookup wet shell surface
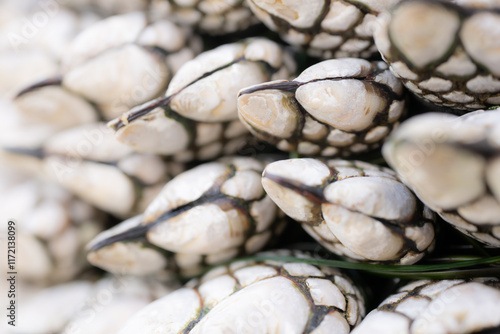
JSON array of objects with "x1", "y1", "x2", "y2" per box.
[
  {"x1": 238, "y1": 58, "x2": 406, "y2": 157},
  {"x1": 87, "y1": 157, "x2": 285, "y2": 276},
  {"x1": 110, "y1": 38, "x2": 296, "y2": 158},
  {"x1": 151, "y1": 0, "x2": 259, "y2": 35},
  {"x1": 118, "y1": 250, "x2": 365, "y2": 334},
  {"x1": 383, "y1": 109, "x2": 500, "y2": 246},
  {"x1": 61, "y1": 11, "x2": 201, "y2": 120},
  {"x1": 352, "y1": 278, "x2": 500, "y2": 334},
  {"x1": 247, "y1": 0, "x2": 401, "y2": 59},
  {"x1": 374, "y1": 0, "x2": 500, "y2": 110},
  {"x1": 262, "y1": 158, "x2": 436, "y2": 264}
]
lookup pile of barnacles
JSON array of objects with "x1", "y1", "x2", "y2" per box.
[{"x1": 1, "y1": 1, "x2": 499, "y2": 333}]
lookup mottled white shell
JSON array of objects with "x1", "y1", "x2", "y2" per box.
[
  {"x1": 8, "y1": 276, "x2": 174, "y2": 334},
  {"x1": 87, "y1": 157, "x2": 282, "y2": 275},
  {"x1": 383, "y1": 109, "x2": 500, "y2": 246},
  {"x1": 38, "y1": 122, "x2": 170, "y2": 217},
  {"x1": 61, "y1": 12, "x2": 200, "y2": 120},
  {"x1": 0, "y1": 171, "x2": 103, "y2": 285},
  {"x1": 0, "y1": 86, "x2": 98, "y2": 149},
  {"x1": 262, "y1": 158, "x2": 435, "y2": 263},
  {"x1": 352, "y1": 278, "x2": 500, "y2": 334},
  {"x1": 150, "y1": 0, "x2": 259, "y2": 35},
  {"x1": 118, "y1": 251, "x2": 364, "y2": 333},
  {"x1": 238, "y1": 59, "x2": 405, "y2": 157},
  {"x1": 87, "y1": 215, "x2": 169, "y2": 276},
  {"x1": 247, "y1": 0, "x2": 399, "y2": 59},
  {"x1": 166, "y1": 38, "x2": 294, "y2": 122},
  {"x1": 0, "y1": 51, "x2": 57, "y2": 99},
  {"x1": 112, "y1": 38, "x2": 293, "y2": 157},
  {"x1": 374, "y1": 0, "x2": 500, "y2": 110}
]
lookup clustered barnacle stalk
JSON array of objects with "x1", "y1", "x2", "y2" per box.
[
  {"x1": 117, "y1": 250, "x2": 365, "y2": 334},
  {"x1": 238, "y1": 58, "x2": 406, "y2": 157},
  {"x1": 262, "y1": 158, "x2": 436, "y2": 264},
  {"x1": 246, "y1": 0, "x2": 401, "y2": 59},
  {"x1": 110, "y1": 37, "x2": 296, "y2": 160},
  {"x1": 352, "y1": 278, "x2": 500, "y2": 334},
  {"x1": 383, "y1": 109, "x2": 500, "y2": 246},
  {"x1": 3, "y1": 0, "x2": 500, "y2": 332},
  {"x1": 87, "y1": 157, "x2": 285, "y2": 276},
  {"x1": 374, "y1": 0, "x2": 500, "y2": 110}
]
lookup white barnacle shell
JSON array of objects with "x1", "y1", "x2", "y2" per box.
[
  {"x1": 144, "y1": 158, "x2": 275, "y2": 255},
  {"x1": 61, "y1": 12, "x2": 200, "y2": 120},
  {"x1": 262, "y1": 158, "x2": 331, "y2": 224},
  {"x1": 374, "y1": 0, "x2": 500, "y2": 110},
  {"x1": 39, "y1": 122, "x2": 169, "y2": 217},
  {"x1": 0, "y1": 5, "x2": 102, "y2": 72},
  {"x1": 62, "y1": 12, "x2": 148, "y2": 74},
  {"x1": 352, "y1": 278, "x2": 500, "y2": 334},
  {"x1": 45, "y1": 157, "x2": 137, "y2": 216},
  {"x1": 87, "y1": 157, "x2": 283, "y2": 275},
  {"x1": 388, "y1": 1, "x2": 460, "y2": 69},
  {"x1": 114, "y1": 106, "x2": 192, "y2": 155},
  {"x1": 11, "y1": 275, "x2": 175, "y2": 334},
  {"x1": 383, "y1": 109, "x2": 500, "y2": 246},
  {"x1": 118, "y1": 250, "x2": 364, "y2": 333},
  {"x1": 111, "y1": 38, "x2": 294, "y2": 157},
  {"x1": 150, "y1": 0, "x2": 259, "y2": 35},
  {"x1": 169, "y1": 60, "x2": 268, "y2": 122},
  {"x1": 250, "y1": 0, "x2": 324, "y2": 29},
  {"x1": 0, "y1": 170, "x2": 103, "y2": 285},
  {"x1": 295, "y1": 71, "x2": 387, "y2": 132},
  {"x1": 87, "y1": 215, "x2": 169, "y2": 276},
  {"x1": 238, "y1": 81, "x2": 301, "y2": 139},
  {"x1": 166, "y1": 38, "x2": 294, "y2": 122},
  {"x1": 43, "y1": 122, "x2": 133, "y2": 162},
  {"x1": 0, "y1": 85, "x2": 98, "y2": 150},
  {"x1": 262, "y1": 158, "x2": 435, "y2": 264},
  {"x1": 247, "y1": 0, "x2": 399, "y2": 59},
  {"x1": 237, "y1": 58, "x2": 405, "y2": 157},
  {"x1": 10, "y1": 281, "x2": 95, "y2": 334},
  {"x1": 0, "y1": 50, "x2": 58, "y2": 99}
]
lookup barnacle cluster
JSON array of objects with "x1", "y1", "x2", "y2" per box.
[{"x1": 1, "y1": 0, "x2": 499, "y2": 333}]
